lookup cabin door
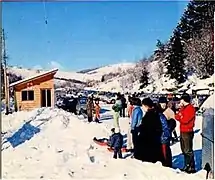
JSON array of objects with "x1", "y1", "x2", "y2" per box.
[{"x1": 41, "y1": 89, "x2": 51, "y2": 107}]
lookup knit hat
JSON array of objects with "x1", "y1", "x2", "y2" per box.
[
  {"x1": 133, "y1": 98, "x2": 141, "y2": 106},
  {"x1": 180, "y1": 93, "x2": 191, "y2": 103},
  {"x1": 158, "y1": 97, "x2": 168, "y2": 104},
  {"x1": 111, "y1": 128, "x2": 115, "y2": 133}
]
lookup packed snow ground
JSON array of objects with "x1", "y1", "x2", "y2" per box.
[{"x1": 3, "y1": 95, "x2": 214, "y2": 180}]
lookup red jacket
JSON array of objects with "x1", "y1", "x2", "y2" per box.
[
  {"x1": 175, "y1": 104, "x2": 196, "y2": 132},
  {"x1": 128, "y1": 105, "x2": 134, "y2": 118}
]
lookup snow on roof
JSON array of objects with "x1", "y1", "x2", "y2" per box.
[
  {"x1": 9, "y1": 68, "x2": 58, "y2": 87},
  {"x1": 201, "y1": 93, "x2": 214, "y2": 110}
]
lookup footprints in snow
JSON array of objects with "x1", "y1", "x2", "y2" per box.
[{"x1": 87, "y1": 144, "x2": 95, "y2": 163}]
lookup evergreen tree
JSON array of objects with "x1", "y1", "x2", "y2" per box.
[
  {"x1": 139, "y1": 67, "x2": 149, "y2": 89},
  {"x1": 166, "y1": 30, "x2": 186, "y2": 84},
  {"x1": 153, "y1": 39, "x2": 167, "y2": 78},
  {"x1": 177, "y1": 0, "x2": 215, "y2": 40},
  {"x1": 154, "y1": 39, "x2": 166, "y2": 60}
]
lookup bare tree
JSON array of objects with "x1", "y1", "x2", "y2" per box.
[
  {"x1": 119, "y1": 77, "x2": 127, "y2": 93},
  {"x1": 185, "y1": 29, "x2": 213, "y2": 78}
]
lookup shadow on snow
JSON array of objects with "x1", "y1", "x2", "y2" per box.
[
  {"x1": 100, "y1": 115, "x2": 113, "y2": 121},
  {"x1": 172, "y1": 149, "x2": 202, "y2": 171},
  {"x1": 100, "y1": 108, "x2": 110, "y2": 114}
]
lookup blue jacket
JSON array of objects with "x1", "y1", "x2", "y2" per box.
[
  {"x1": 131, "y1": 106, "x2": 144, "y2": 130},
  {"x1": 159, "y1": 113, "x2": 171, "y2": 144},
  {"x1": 110, "y1": 133, "x2": 123, "y2": 148}
]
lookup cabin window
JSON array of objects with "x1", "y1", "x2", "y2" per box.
[{"x1": 21, "y1": 90, "x2": 34, "y2": 101}]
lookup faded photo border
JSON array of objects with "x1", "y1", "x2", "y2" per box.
[{"x1": 0, "y1": 1, "x2": 214, "y2": 180}]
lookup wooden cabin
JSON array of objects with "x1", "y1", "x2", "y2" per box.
[{"x1": 9, "y1": 68, "x2": 58, "y2": 111}]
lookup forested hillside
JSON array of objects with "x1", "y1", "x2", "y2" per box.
[{"x1": 132, "y1": 0, "x2": 214, "y2": 90}]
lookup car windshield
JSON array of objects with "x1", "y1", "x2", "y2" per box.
[{"x1": 79, "y1": 98, "x2": 87, "y2": 104}]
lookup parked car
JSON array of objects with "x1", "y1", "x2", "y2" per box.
[
  {"x1": 76, "y1": 96, "x2": 88, "y2": 115},
  {"x1": 104, "y1": 94, "x2": 117, "y2": 104},
  {"x1": 56, "y1": 95, "x2": 78, "y2": 113}
]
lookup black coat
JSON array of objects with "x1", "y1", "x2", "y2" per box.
[
  {"x1": 121, "y1": 97, "x2": 127, "y2": 108},
  {"x1": 135, "y1": 109, "x2": 163, "y2": 163}
]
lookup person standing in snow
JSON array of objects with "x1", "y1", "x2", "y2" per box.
[
  {"x1": 112, "y1": 94, "x2": 122, "y2": 132},
  {"x1": 120, "y1": 94, "x2": 127, "y2": 117},
  {"x1": 94, "y1": 98, "x2": 101, "y2": 123},
  {"x1": 127, "y1": 97, "x2": 134, "y2": 118},
  {"x1": 127, "y1": 97, "x2": 134, "y2": 151},
  {"x1": 109, "y1": 128, "x2": 123, "y2": 159},
  {"x1": 192, "y1": 95, "x2": 199, "y2": 112},
  {"x1": 87, "y1": 95, "x2": 94, "y2": 123},
  {"x1": 167, "y1": 94, "x2": 177, "y2": 113},
  {"x1": 130, "y1": 98, "x2": 144, "y2": 157},
  {"x1": 175, "y1": 93, "x2": 196, "y2": 173},
  {"x1": 156, "y1": 100, "x2": 172, "y2": 167},
  {"x1": 136, "y1": 98, "x2": 163, "y2": 162},
  {"x1": 166, "y1": 95, "x2": 179, "y2": 143},
  {"x1": 158, "y1": 97, "x2": 178, "y2": 144}
]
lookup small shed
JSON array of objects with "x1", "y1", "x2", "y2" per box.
[{"x1": 9, "y1": 68, "x2": 58, "y2": 111}]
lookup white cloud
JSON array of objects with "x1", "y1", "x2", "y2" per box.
[{"x1": 47, "y1": 61, "x2": 64, "y2": 70}]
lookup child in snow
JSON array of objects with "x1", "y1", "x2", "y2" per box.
[
  {"x1": 87, "y1": 95, "x2": 94, "y2": 123},
  {"x1": 109, "y1": 128, "x2": 123, "y2": 159},
  {"x1": 94, "y1": 99, "x2": 101, "y2": 123},
  {"x1": 127, "y1": 97, "x2": 134, "y2": 151}
]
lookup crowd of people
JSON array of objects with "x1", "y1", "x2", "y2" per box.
[
  {"x1": 82, "y1": 91, "x2": 197, "y2": 173},
  {"x1": 86, "y1": 96, "x2": 101, "y2": 123},
  {"x1": 109, "y1": 93, "x2": 196, "y2": 174},
  {"x1": 86, "y1": 93, "x2": 127, "y2": 123}
]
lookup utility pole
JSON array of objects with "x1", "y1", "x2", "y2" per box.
[{"x1": 2, "y1": 29, "x2": 9, "y2": 115}]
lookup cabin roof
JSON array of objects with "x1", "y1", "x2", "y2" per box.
[{"x1": 9, "y1": 68, "x2": 58, "y2": 87}]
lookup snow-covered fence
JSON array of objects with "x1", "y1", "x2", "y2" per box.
[{"x1": 201, "y1": 108, "x2": 214, "y2": 179}]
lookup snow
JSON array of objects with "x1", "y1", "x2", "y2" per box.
[
  {"x1": 86, "y1": 63, "x2": 135, "y2": 81},
  {"x1": 8, "y1": 62, "x2": 214, "y2": 94},
  {"x1": 2, "y1": 102, "x2": 209, "y2": 179},
  {"x1": 8, "y1": 66, "x2": 92, "y2": 82},
  {"x1": 9, "y1": 68, "x2": 58, "y2": 87},
  {"x1": 200, "y1": 93, "x2": 214, "y2": 110},
  {"x1": 8, "y1": 63, "x2": 135, "y2": 84}
]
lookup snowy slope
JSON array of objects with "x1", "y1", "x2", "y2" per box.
[
  {"x1": 86, "y1": 63, "x2": 135, "y2": 81},
  {"x1": 8, "y1": 66, "x2": 91, "y2": 82},
  {"x1": 8, "y1": 63, "x2": 135, "y2": 83},
  {"x1": 94, "y1": 60, "x2": 214, "y2": 94},
  {"x1": 7, "y1": 61, "x2": 214, "y2": 94},
  {"x1": 2, "y1": 100, "x2": 210, "y2": 179}
]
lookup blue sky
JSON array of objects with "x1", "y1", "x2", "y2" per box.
[{"x1": 3, "y1": 1, "x2": 188, "y2": 71}]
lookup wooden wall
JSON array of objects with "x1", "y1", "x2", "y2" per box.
[{"x1": 14, "y1": 74, "x2": 55, "y2": 111}]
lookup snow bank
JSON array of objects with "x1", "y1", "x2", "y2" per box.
[
  {"x1": 2, "y1": 106, "x2": 207, "y2": 179},
  {"x1": 200, "y1": 94, "x2": 214, "y2": 110}
]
